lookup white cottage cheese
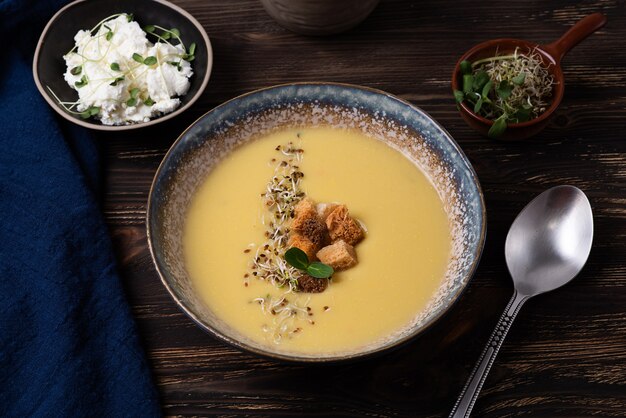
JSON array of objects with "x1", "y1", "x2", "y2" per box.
[{"x1": 63, "y1": 14, "x2": 193, "y2": 125}]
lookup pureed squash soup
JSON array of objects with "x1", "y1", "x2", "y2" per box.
[{"x1": 183, "y1": 127, "x2": 451, "y2": 355}]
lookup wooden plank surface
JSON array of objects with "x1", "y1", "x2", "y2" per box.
[{"x1": 98, "y1": 0, "x2": 626, "y2": 416}]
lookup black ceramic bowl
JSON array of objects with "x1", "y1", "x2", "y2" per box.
[{"x1": 33, "y1": 0, "x2": 212, "y2": 131}]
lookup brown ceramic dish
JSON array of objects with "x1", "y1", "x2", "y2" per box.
[
  {"x1": 33, "y1": 0, "x2": 212, "y2": 131},
  {"x1": 451, "y1": 13, "x2": 607, "y2": 141}
]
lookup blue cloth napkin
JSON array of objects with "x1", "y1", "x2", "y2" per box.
[{"x1": 0, "y1": 1, "x2": 161, "y2": 416}]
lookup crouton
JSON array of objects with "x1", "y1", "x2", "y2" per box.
[
  {"x1": 316, "y1": 202, "x2": 338, "y2": 221},
  {"x1": 293, "y1": 197, "x2": 317, "y2": 220},
  {"x1": 297, "y1": 274, "x2": 328, "y2": 293},
  {"x1": 325, "y1": 205, "x2": 364, "y2": 246},
  {"x1": 288, "y1": 234, "x2": 318, "y2": 261},
  {"x1": 292, "y1": 216, "x2": 329, "y2": 247},
  {"x1": 291, "y1": 197, "x2": 329, "y2": 250},
  {"x1": 316, "y1": 240, "x2": 358, "y2": 271}
]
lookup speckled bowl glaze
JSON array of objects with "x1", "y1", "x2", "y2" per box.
[{"x1": 147, "y1": 83, "x2": 486, "y2": 362}]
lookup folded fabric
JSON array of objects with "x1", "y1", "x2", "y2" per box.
[{"x1": 0, "y1": 1, "x2": 161, "y2": 416}]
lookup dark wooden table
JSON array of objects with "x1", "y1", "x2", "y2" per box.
[{"x1": 99, "y1": 1, "x2": 626, "y2": 416}]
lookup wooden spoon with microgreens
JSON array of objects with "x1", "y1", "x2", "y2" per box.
[{"x1": 285, "y1": 248, "x2": 334, "y2": 279}]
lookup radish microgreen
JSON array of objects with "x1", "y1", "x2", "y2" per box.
[{"x1": 454, "y1": 47, "x2": 555, "y2": 138}]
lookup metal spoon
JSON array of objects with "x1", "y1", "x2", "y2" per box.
[{"x1": 449, "y1": 185, "x2": 594, "y2": 417}]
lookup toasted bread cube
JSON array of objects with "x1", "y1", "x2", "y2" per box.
[
  {"x1": 291, "y1": 197, "x2": 329, "y2": 248},
  {"x1": 293, "y1": 197, "x2": 317, "y2": 220},
  {"x1": 297, "y1": 275, "x2": 329, "y2": 293},
  {"x1": 316, "y1": 240, "x2": 358, "y2": 271},
  {"x1": 289, "y1": 234, "x2": 318, "y2": 261},
  {"x1": 325, "y1": 205, "x2": 364, "y2": 246},
  {"x1": 316, "y1": 202, "x2": 338, "y2": 221},
  {"x1": 292, "y1": 216, "x2": 329, "y2": 247}
]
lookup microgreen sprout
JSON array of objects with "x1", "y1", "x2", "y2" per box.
[
  {"x1": 245, "y1": 138, "x2": 325, "y2": 342},
  {"x1": 143, "y1": 56, "x2": 157, "y2": 66},
  {"x1": 109, "y1": 76, "x2": 124, "y2": 86},
  {"x1": 74, "y1": 75, "x2": 88, "y2": 88},
  {"x1": 126, "y1": 87, "x2": 140, "y2": 106},
  {"x1": 80, "y1": 106, "x2": 100, "y2": 119},
  {"x1": 454, "y1": 47, "x2": 555, "y2": 138},
  {"x1": 52, "y1": 13, "x2": 198, "y2": 122},
  {"x1": 285, "y1": 248, "x2": 334, "y2": 279},
  {"x1": 104, "y1": 24, "x2": 113, "y2": 41}
]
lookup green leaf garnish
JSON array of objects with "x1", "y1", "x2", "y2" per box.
[
  {"x1": 488, "y1": 115, "x2": 507, "y2": 138},
  {"x1": 453, "y1": 90, "x2": 464, "y2": 104},
  {"x1": 188, "y1": 42, "x2": 196, "y2": 55},
  {"x1": 109, "y1": 76, "x2": 124, "y2": 86},
  {"x1": 167, "y1": 61, "x2": 182, "y2": 71},
  {"x1": 462, "y1": 74, "x2": 473, "y2": 95},
  {"x1": 472, "y1": 70, "x2": 490, "y2": 91},
  {"x1": 74, "y1": 75, "x2": 88, "y2": 88},
  {"x1": 481, "y1": 80, "x2": 493, "y2": 99},
  {"x1": 110, "y1": 62, "x2": 121, "y2": 71},
  {"x1": 126, "y1": 13, "x2": 134, "y2": 22},
  {"x1": 70, "y1": 66, "x2": 82, "y2": 76},
  {"x1": 170, "y1": 28, "x2": 180, "y2": 38},
  {"x1": 473, "y1": 97, "x2": 483, "y2": 113},
  {"x1": 79, "y1": 106, "x2": 100, "y2": 119},
  {"x1": 496, "y1": 80, "x2": 513, "y2": 100},
  {"x1": 285, "y1": 247, "x2": 309, "y2": 270},
  {"x1": 460, "y1": 60, "x2": 472, "y2": 75},
  {"x1": 161, "y1": 32, "x2": 171, "y2": 40},
  {"x1": 307, "y1": 262, "x2": 334, "y2": 279},
  {"x1": 512, "y1": 105, "x2": 532, "y2": 123},
  {"x1": 512, "y1": 72, "x2": 526, "y2": 85},
  {"x1": 284, "y1": 247, "x2": 334, "y2": 279},
  {"x1": 144, "y1": 25, "x2": 155, "y2": 33},
  {"x1": 143, "y1": 97, "x2": 155, "y2": 106},
  {"x1": 129, "y1": 88, "x2": 140, "y2": 99},
  {"x1": 132, "y1": 53, "x2": 144, "y2": 63},
  {"x1": 126, "y1": 97, "x2": 137, "y2": 107},
  {"x1": 103, "y1": 24, "x2": 113, "y2": 41},
  {"x1": 143, "y1": 56, "x2": 157, "y2": 66}
]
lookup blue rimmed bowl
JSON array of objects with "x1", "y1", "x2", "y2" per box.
[{"x1": 147, "y1": 83, "x2": 486, "y2": 362}]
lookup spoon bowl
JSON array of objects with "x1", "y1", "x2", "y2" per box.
[
  {"x1": 506, "y1": 185, "x2": 594, "y2": 296},
  {"x1": 450, "y1": 185, "x2": 594, "y2": 417},
  {"x1": 451, "y1": 13, "x2": 607, "y2": 140}
]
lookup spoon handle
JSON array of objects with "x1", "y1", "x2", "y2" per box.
[
  {"x1": 449, "y1": 290, "x2": 529, "y2": 418},
  {"x1": 543, "y1": 13, "x2": 607, "y2": 64}
]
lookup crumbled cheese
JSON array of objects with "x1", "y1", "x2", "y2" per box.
[{"x1": 63, "y1": 15, "x2": 193, "y2": 125}]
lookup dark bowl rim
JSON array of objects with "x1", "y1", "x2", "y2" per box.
[
  {"x1": 146, "y1": 81, "x2": 487, "y2": 363},
  {"x1": 32, "y1": 0, "x2": 212, "y2": 131},
  {"x1": 451, "y1": 38, "x2": 565, "y2": 129}
]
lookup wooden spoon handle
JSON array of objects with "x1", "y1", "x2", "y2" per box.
[{"x1": 543, "y1": 13, "x2": 607, "y2": 64}]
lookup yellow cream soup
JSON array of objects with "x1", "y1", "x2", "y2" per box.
[{"x1": 184, "y1": 127, "x2": 451, "y2": 355}]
